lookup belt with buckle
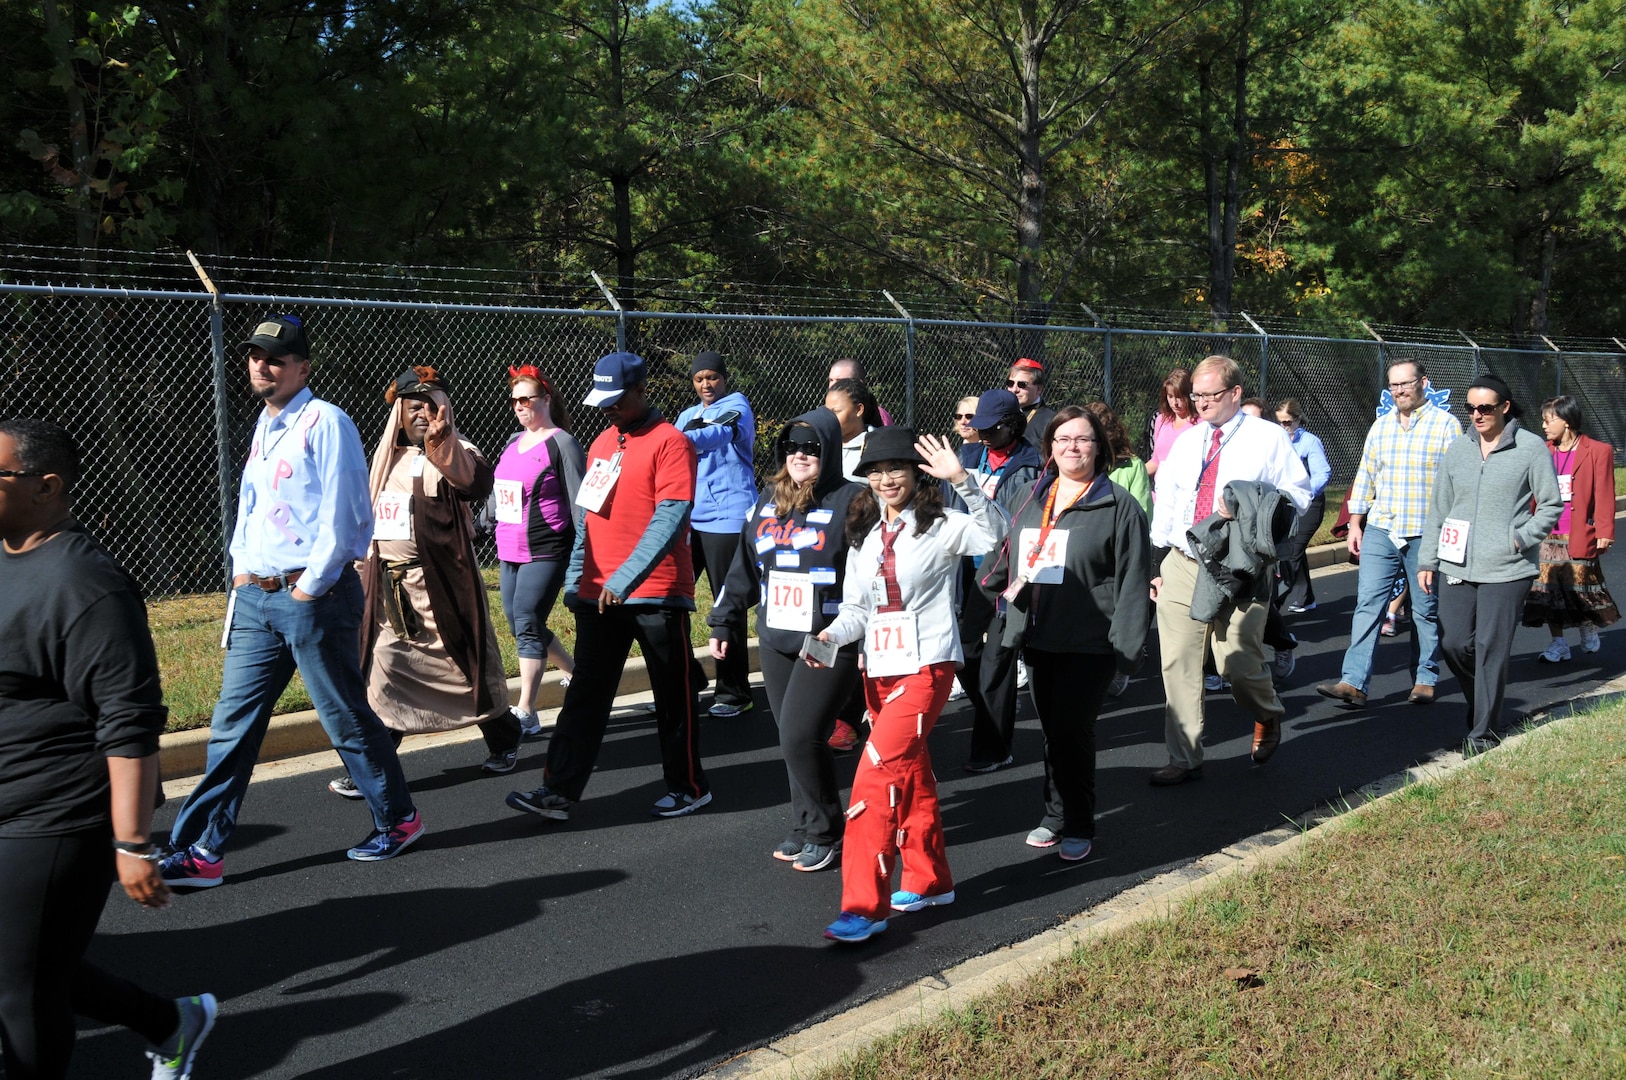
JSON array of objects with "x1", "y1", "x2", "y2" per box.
[{"x1": 247, "y1": 569, "x2": 306, "y2": 593}]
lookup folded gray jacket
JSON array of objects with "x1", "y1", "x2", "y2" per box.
[{"x1": 1186, "y1": 480, "x2": 1300, "y2": 623}]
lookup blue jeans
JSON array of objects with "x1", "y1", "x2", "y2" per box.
[
  {"x1": 169, "y1": 567, "x2": 415, "y2": 854},
  {"x1": 1340, "y1": 525, "x2": 1440, "y2": 692}
]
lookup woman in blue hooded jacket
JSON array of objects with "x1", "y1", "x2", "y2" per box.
[
  {"x1": 708, "y1": 409, "x2": 865, "y2": 872},
  {"x1": 678, "y1": 351, "x2": 757, "y2": 717}
]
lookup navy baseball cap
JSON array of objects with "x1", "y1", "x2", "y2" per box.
[
  {"x1": 969, "y1": 388, "x2": 1021, "y2": 429},
  {"x1": 241, "y1": 315, "x2": 310, "y2": 359},
  {"x1": 584, "y1": 352, "x2": 647, "y2": 407}
]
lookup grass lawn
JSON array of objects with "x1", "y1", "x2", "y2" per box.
[
  {"x1": 817, "y1": 703, "x2": 1626, "y2": 1079},
  {"x1": 150, "y1": 571, "x2": 721, "y2": 732}
]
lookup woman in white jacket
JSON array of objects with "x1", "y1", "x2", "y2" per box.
[{"x1": 811, "y1": 426, "x2": 1006, "y2": 943}]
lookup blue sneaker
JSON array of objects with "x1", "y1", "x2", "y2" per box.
[
  {"x1": 824, "y1": 912, "x2": 887, "y2": 943},
  {"x1": 1059, "y1": 837, "x2": 1093, "y2": 862},
  {"x1": 346, "y1": 812, "x2": 424, "y2": 862},
  {"x1": 146, "y1": 992, "x2": 217, "y2": 1079},
  {"x1": 890, "y1": 889, "x2": 955, "y2": 912}
]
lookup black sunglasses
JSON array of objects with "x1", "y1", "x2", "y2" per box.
[
  {"x1": 0, "y1": 469, "x2": 45, "y2": 479},
  {"x1": 783, "y1": 439, "x2": 822, "y2": 458},
  {"x1": 1467, "y1": 403, "x2": 1503, "y2": 416}
]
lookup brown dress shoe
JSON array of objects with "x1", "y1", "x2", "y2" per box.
[
  {"x1": 1314, "y1": 681, "x2": 1367, "y2": 707},
  {"x1": 1408, "y1": 683, "x2": 1435, "y2": 704},
  {"x1": 1252, "y1": 718, "x2": 1281, "y2": 763},
  {"x1": 1148, "y1": 763, "x2": 1202, "y2": 786}
]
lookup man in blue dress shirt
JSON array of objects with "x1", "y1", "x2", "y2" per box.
[{"x1": 161, "y1": 316, "x2": 422, "y2": 887}]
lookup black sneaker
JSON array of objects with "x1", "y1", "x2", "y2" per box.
[
  {"x1": 964, "y1": 755, "x2": 1013, "y2": 775},
  {"x1": 506, "y1": 786, "x2": 571, "y2": 820}
]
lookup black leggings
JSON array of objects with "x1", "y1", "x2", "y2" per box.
[
  {"x1": 1026, "y1": 649, "x2": 1114, "y2": 840},
  {"x1": 759, "y1": 644, "x2": 859, "y2": 847},
  {"x1": 0, "y1": 832, "x2": 177, "y2": 1080}
]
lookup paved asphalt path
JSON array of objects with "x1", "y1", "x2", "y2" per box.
[{"x1": 75, "y1": 550, "x2": 1624, "y2": 1079}]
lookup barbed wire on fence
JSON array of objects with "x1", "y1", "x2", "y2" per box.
[{"x1": 3, "y1": 248, "x2": 1623, "y2": 598}]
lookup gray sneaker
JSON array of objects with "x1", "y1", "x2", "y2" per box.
[
  {"x1": 1025, "y1": 825, "x2": 1060, "y2": 848},
  {"x1": 511, "y1": 705, "x2": 543, "y2": 740},
  {"x1": 481, "y1": 749, "x2": 519, "y2": 774},
  {"x1": 793, "y1": 842, "x2": 840, "y2": 872},
  {"x1": 1271, "y1": 648, "x2": 1296, "y2": 684},
  {"x1": 147, "y1": 993, "x2": 217, "y2": 1080},
  {"x1": 327, "y1": 775, "x2": 363, "y2": 800}
]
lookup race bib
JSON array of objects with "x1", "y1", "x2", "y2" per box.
[
  {"x1": 373, "y1": 491, "x2": 412, "y2": 541},
  {"x1": 493, "y1": 479, "x2": 524, "y2": 525},
  {"x1": 576, "y1": 455, "x2": 621, "y2": 515},
  {"x1": 865, "y1": 610, "x2": 920, "y2": 677},
  {"x1": 1558, "y1": 473, "x2": 1573, "y2": 503},
  {"x1": 1438, "y1": 517, "x2": 1470, "y2": 563},
  {"x1": 1018, "y1": 527, "x2": 1068, "y2": 584},
  {"x1": 765, "y1": 570, "x2": 814, "y2": 632}
]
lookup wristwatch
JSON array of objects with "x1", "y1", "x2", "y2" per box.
[{"x1": 112, "y1": 839, "x2": 164, "y2": 862}]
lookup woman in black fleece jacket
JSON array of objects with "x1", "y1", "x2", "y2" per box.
[{"x1": 980, "y1": 406, "x2": 1153, "y2": 861}]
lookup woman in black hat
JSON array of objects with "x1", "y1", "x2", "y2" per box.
[{"x1": 809, "y1": 427, "x2": 1006, "y2": 943}]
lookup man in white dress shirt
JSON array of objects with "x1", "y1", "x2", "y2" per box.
[{"x1": 1148, "y1": 355, "x2": 1312, "y2": 785}]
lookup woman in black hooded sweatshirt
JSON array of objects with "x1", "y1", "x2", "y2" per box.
[{"x1": 709, "y1": 408, "x2": 867, "y2": 872}]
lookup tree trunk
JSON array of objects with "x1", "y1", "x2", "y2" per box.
[
  {"x1": 1015, "y1": 1, "x2": 1047, "y2": 359},
  {"x1": 40, "y1": 0, "x2": 98, "y2": 277}
]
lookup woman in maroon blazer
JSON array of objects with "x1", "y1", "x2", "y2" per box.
[{"x1": 1525, "y1": 395, "x2": 1618, "y2": 660}]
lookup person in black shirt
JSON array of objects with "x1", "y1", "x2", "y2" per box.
[{"x1": 0, "y1": 418, "x2": 216, "y2": 1080}]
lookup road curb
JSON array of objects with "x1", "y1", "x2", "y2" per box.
[
  {"x1": 703, "y1": 673, "x2": 1626, "y2": 1080},
  {"x1": 157, "y1": 638, "x2": 761, "y2": 781}
]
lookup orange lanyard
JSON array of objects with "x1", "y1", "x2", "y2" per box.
[{"x1": 1026, "y1": 478, "x2": 1076, "y2": 568}]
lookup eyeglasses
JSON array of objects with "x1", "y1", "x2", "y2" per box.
[
  {"x1": 1388, "y1": 377, "x2": 1421, "y2": 390},
  {"x1": 784, "y1": 440, "x2": 822, "y2": 458},
  {"x1": 1051, "y1": 436, "x2": 1096, "y2": 448},
  {"x1": 1467, "y1": 403, "x2": 1503, "y2": 416},
  {"x1": 1278, "y1": 418, "x2": 1297, "y2": 427},
  {"x1": 1190, "y1": 389, "x2": 1233, "y2": 403},
  {"x1": 954, "y1": 412, "x2": 976, "y2": 421},
  {"x1": 1005, "y1": 379, "x2": 1032, "y2": 390},
  {"x1": 867, "y1": 465, "x2": 914, "y2": 480},
  {"x1": 0, "y1": 469, "x2": 44, "y2": 479},
  {"x1": 511, "y1": 395, "x2": 537, "y2": 406}
]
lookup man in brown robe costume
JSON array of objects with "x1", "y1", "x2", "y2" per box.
[{"x1": 329, "y1": 367, "x2": 519, "y2": 797}]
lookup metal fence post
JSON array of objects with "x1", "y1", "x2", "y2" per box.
[
  {"x1": 1458, "y1": 330, "x2": 1481, "y2": 378},
  {"x1": 884, "y1": 291, "x2": 915, "y2": 426},
  {"x1": 1241, "y1": 312, "x2": 1269, "y2": 400},
  {"x1": 1541, "y1": 335, "x2": 1562, "y2": 395},
  {"x1": 187, "y1": 253, "x2": 236, "y2": 585},
  {"x1": 1102, "y1": 325, "x2": 1113, "y2": 411},
  {"x1": 592, "y1": 271, "x2": 625, "y2": 352},
  {"x1": 1360, "y1": 321, "x2": 1385, "y2": 389}
]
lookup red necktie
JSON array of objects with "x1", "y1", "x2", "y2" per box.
[
  {"x1": 1193, "y1": 426, "x2": 1224, "y2": 521},
  {"x1": 877, "y1": 520, "x2": 905, "y2": 612}
]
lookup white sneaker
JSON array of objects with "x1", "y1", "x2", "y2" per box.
[
  {"x1": 1581, "y1": 624, "x2": 1602, "y2": 653},
  {"x1": 1539, "y1": 637, "x2": 1572, "y2": 663},
  {"x1": 947, "y1": 681, "x2": 967, "y2": 701},
  {"x1": 1271, "y1": 648, "x2": 1296, "y2": 683},
  {"x1": 1204, "y1": 674, "x2": 1229, "y2": 692},
  {"x1": 1016, "y1": 660, "x2": 1030, "y2": 690}
]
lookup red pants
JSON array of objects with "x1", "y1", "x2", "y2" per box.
[{"x1": 841, "y1": 661, "x2": 957, "y2": 921}]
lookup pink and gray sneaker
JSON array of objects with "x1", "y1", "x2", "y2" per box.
[{"x1": 159, "y1": 847, "x2": 224, "y2": 889}]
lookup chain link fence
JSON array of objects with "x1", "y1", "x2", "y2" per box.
[{"x1": 4, "y1": 271, "x2": 1623, "y2": 598}]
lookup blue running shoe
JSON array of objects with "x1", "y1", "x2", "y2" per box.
[
  {"x1": 890, "y1": 889, "x2": 955, "y2": 912},
  {"x1": 1058, "y1": 837, "x2": 1093, "y2": 862},
  {"x1": 824, "y1": 912, "x2": 887, "y2": 943},
  {"x1": 146, "y1": 992, "x2": 217, "y2": 1079},
  {"x1": 346, "y1": 812, "x2": 424, "y2": 862}
]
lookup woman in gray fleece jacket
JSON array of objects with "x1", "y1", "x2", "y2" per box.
[{"x1": 1419, "y1": 374, "x2": 1562, "y2": 749}]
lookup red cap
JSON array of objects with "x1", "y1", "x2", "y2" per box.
[{"x1": 1012, "y1": 357, "x2": 1045, "y2": 373}]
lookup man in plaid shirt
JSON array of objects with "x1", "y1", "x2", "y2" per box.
[{"x1": 1317, "y1": 361, "x2": 1463, "y2": 707}]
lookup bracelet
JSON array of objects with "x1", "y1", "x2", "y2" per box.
[{"x1": 112, "y1": 840, "x2": 164, "y2": 863}]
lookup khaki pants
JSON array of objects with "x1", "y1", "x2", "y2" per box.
[{"x1": 1157, "y1": 549, "x2": 1284, "y2": 769}]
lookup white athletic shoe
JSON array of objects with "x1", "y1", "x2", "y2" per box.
[
  {"x1": 1539, "y1": 637, "x2": 1572, "y2": 663},
  {"x1": 1581, "y1": 624, "x2": 1602, "y2": 653}
]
